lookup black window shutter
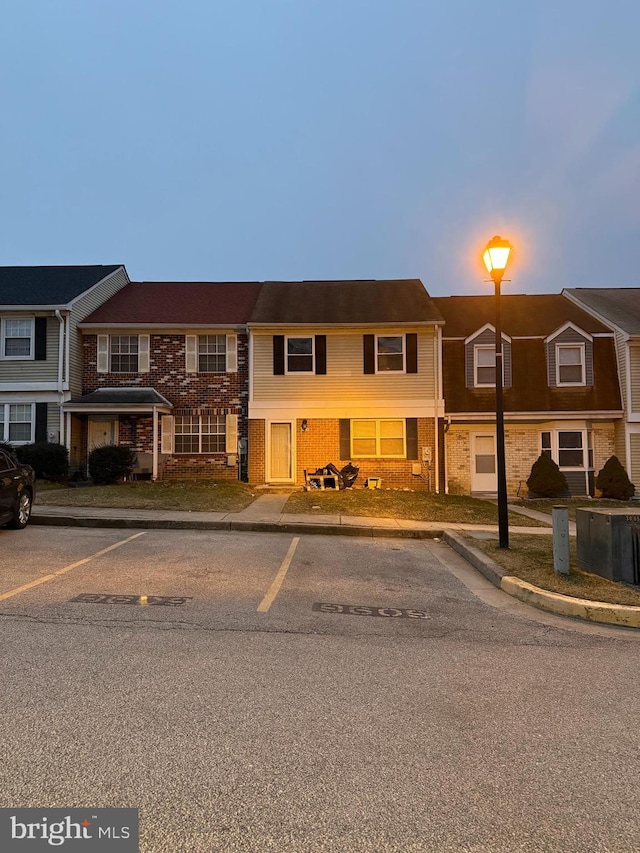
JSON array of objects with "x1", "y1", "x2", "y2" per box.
[
  {"x1": 406, "y1": 333, "x2": 417, "y2": 373},
  {"x1": 273, "y1": 335, "x2": 285, "y2": 375},
  {"x1": 339, "y1": 419, "x2": 351, "y2": 460},
  {"x1": 363, "y1": 335, "x2": 375, "y2": 374},
  {"x1": 406, "y1": 418, "x2": 418, "y2": 460},
  {"x1": 315, "y1": 335, "x2": 326, "y2": 374},
  {"x1": 35, "y1": 403, "x2": 47, "y2": 442},
  {"x1": 35, "y1": 317, "x2": 47, "y2": 361}
]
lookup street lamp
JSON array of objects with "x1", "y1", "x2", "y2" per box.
[{"x1": 483, "y1": 235, "x2": 512, "y2": 548}]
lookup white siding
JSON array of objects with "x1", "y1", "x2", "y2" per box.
[
  {"x1": 252, "y1": 328, "x2": 436, "y2": 402},
  {"x1": 629, "y1": 344, "x2": 640, "y2": 414},
  {"x1": 68, "y1": 266, "x2": 129, "y2": 395}
]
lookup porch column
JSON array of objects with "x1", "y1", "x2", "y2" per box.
[{"x1": 152, "y1": 407, "x2": 159, "y2": 481}]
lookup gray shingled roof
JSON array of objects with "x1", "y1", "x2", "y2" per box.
[
  {"x1": 0, "y1": 265, "x2": 123, "y2": 305},
  {"x1": 67, "y1": 388, "x2": 172, "y2": 407},
  {"x1": 249, "y1": 279, "x2": 443, "y2": 325},
  {"x1": 564, "y1": 288, "x2": 640, "y2": 336}
]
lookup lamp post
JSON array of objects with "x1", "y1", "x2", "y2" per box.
[{"x1": 483, "y1": 235, "x2": 512, "y2": 548}]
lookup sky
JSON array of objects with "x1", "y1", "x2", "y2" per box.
[{"x1": 1, "y1": 0, "x2": 638, "y2": 295}]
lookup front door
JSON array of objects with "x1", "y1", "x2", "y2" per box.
[
  {"x1": 268, "y1": 422, "x2": 293, "y2": 482},
  {"x1": 471, "y1": 433, "x2": 496, "y2": 492},
  {"x1": 88, "y1": 418, "x2": 117, "y2": 451}
]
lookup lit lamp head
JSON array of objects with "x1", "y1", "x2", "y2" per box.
[{"x1": 483, "y1": 235, "x2": 512, "y2": 284}]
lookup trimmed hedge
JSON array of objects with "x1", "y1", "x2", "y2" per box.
[
  {"x1": 595, "y1": 455, "x2": 636, "y2": 501},
  {"x1": 526, "y1": 453, "x2": 569, "y2": 498},
  {"x1": 15, "y1": 442, "x2": 69, "y2": 481},
  {"x1": 88, "y1": 445, "x2": 136, "y2": 485}
]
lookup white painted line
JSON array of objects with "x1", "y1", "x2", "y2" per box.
[
  {"x1": 257, "y1": 537, "x2": 300, "y2": 613},
  {"x1": 0, "y1": 532, "x2": 147, "y2": 602}
]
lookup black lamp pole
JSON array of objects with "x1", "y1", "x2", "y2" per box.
[{"x1": 493, "y1": 273, "x2": 509, "y2": 548}]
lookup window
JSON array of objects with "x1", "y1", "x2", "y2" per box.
[
  {"x1": 2, "y1": 318, "x2": 33, "y2": 359},
  {"x1": 198, "y1": 335, "x2": 226, "y2": 372},
  {"x1": 174, "y1": 414, "x2": 225, "y2": 454},
  {"x1": 376, "y1": 336, "x2": 405, "y2": 372},
  {"x1": 556, "y1": 344, "x2": 585, "y2": 385},
  {"x1": 110, "y1": 336, "x2": 139, "y2": 373},
  {"x1": 540, "y1": 430, "x2": 586, "y2": 469},
  {"x1": 474, "y1": 345, "x2": 496, "y2": 386},
  {"x1": 351, "y1": 419, "x2": 405, "y2": 457},
  {"x1": 286, "y1": 337, "x2": 314, "y2": 373},
  {"x1": 0, "y1": 403, "x2": 33, "y2": 444}
]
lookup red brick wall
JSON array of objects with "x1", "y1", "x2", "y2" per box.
[{"x1": 82, "y1": 333, "x2": 248, "y2": 480}]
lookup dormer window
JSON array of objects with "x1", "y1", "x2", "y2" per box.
[
  {"x1": 556, "y1": 343, "x2": 585, "y2": 386},
  {"x1": 474, "y1": 345, "x2": 496, "y2": 386}
]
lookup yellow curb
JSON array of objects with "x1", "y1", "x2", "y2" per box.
[{"x1": 500, "y1": 576, "x2": 640, "y2": 628}]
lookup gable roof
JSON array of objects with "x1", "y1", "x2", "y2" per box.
[
  {"x1": 563, "y1": 288, "x2": 640, "y2": 336},
  {"x1": 0, "y1": 265, "x2": 123, "y2": 306},
  {"x1": 249, "y1": 279, "x2": 443, "y2": 325},
  {"x1": 433, "y1": 294, "x2": 612, "y2": 338},
  {"x1": 81, "y1": 281, "x2": 263, "y2": 326}
]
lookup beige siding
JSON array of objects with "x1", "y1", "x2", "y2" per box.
[
  {"x1": 68, "y1": 266, "x2": 129, "y2": 395},
  {"x1": 614, "y1": 331, "x2": 628, "y2": 412},
  {"x1": 47, "y1": 403, "x2": 61, "y2": 440},
  {"x1": 0, "y1": 315, "x2": 59, "y2": 382},
  {"x1": 252, "y1": 328, "x2": 436, "y2": 401},
  {"x1": 630, "y1": 432, "x2": 640, "y2": 495},
  {"x1": 614, "y1": 419, "x2": 627, "y2": 461},
  {"x1": 629, "y1": 344, "x2": 640, "y2": 414}
]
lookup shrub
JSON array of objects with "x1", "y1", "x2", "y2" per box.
[
  {"x1": 15, "y1": 442, "x2": 69, "y2": 481},
  {"x1": 526, "y1": 453, "x2": 569, "y2": 498},
  {"x1": 0, "y1": 441, "x2": 18, "y2": 459},
  {"x1": 595, "y1": 455, "x2": 636, "y2": 501},
  {"x1": 88, "y1": 445, "x2": 136, "y2": 485}
]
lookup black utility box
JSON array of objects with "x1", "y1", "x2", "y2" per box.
[{"x1": 576, "y1": 508, "x2": 640, "y2": 585}]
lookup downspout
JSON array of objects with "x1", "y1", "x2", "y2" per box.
[
  {"x1": 433, "y1": 325, "x2": 440, "y2": 493},
  {"x1": 55, "y1": 310, "x2": 65, "y2": 444},
  {"x1": 152, "y1": 407, "x2": 159, "y2": 481}
]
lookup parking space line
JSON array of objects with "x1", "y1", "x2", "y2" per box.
[
  {"x1": 0, "y1": 532, "x2": 147, "y2": 602},
  {"x1": 257, "y1": 537, "x2": 300, "y2": 613}
]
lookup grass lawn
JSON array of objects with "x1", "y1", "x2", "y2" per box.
[
  {"x1": 35, "y1": 480, "x2": 257, "y2": 512},
  {"x1": 284, "y1": 489, "x2": 545, "y2": 526},
  {"x1": 469, "y1": 533, "x2": 640, "y2": 607},
  {"x1": 511, "y1": 497, "x2": 639, "y2": 521}
]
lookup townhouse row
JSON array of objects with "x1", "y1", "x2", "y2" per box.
[{"x1": 1, "y1": 265, "x2": 638, "y2": 496}]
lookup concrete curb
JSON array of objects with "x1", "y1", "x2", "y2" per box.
[
  {"x1": 443, "y1": 529, "x2": 640, "y2": 629},
  {"x1": 30, "y1": 513, "x2": 444, "y2": 540}
]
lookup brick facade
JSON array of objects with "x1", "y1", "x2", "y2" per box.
[
  {"x1": 250, "y1": 417, "x2": 439, "y2": 490},
  {"x1": 81, "y1": 333, "x2": 249, "y2": 480}
]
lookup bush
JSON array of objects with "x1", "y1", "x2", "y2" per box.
[
  {"x1": 595, "y1": 455, "x2": 636, "y2": 501},
  {"x1": 0, "y1": 441, "x2": 18, "y2": 459},
  {"x1": 526, "y1": 453, "x2": 569, "y2": 498},
  {"x1": 88, "y1": 445, "x2": 136, "y2": 485},
  {"x1": 15, "y1": 442, "x2": 69, "y2": 481}
]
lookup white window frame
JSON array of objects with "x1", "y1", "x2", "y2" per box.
[
  {"x1": 285, "y1": 335, "x2": 315, "y2": 375},
  {"x1": 0, "y1": 402, "x2": 35, "y2": 445},
  {"x1": 474, "y1": 344, "x2": 497, "y2": 387},
  {"x1": 174, "y1": 414, "x2": 226, "y2": 454},
  {"x1": 198, "y1": 335, "x2": 227, "y2": 373},
  {"x1": 1, "y1": 317, "x2": 34, "y2": 360},
  {"x1": 556, "y1": 343, "x2": 586, "y2": 387},
  {"x1": 539, "y1": 429, "x2": 587, "y2": 470},
  {"x1": 375, "y1": 335, "x2": 406, "y2": 374},
  {"x1": 110, "y1": 335, "x2": 139, "y2": 374},
  {"x1": 350, "y1": 419, "x2": 406, "y2": 458}
]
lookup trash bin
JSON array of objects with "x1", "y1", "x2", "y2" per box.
[{"x1": 576, "y1": 508, "x2": 640, "y2": 585}]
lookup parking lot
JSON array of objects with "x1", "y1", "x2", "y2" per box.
[{"x1": 3, "y1": 526, "x2": 640, "y2": 852}]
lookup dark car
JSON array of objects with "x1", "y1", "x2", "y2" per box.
[{"x1": 0, "y1": 449, "x2": 35, "y2": 529}]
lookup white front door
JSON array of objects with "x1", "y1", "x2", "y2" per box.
[
  {"x1": 88, "y1": 418, "x2": 117, "y2": 451},
  {"x1": 471, "y1": 433, "x2": 496, "y2": 492},
  {"x1": 268, "y1": 422, "x2": 293, "y2": 482}
]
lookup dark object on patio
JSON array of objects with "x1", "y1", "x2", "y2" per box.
[{"x1": 325, "y1": 462, "x2": 359, "y2": 490}]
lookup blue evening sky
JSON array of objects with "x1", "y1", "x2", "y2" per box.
[{"x1": 1, "y1": 1, "x2": 638, "y2": 295}]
